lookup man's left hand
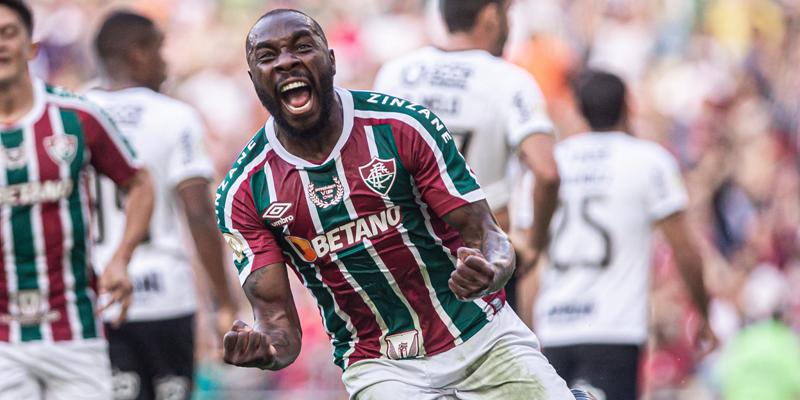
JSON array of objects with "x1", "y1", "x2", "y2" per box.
[
  {"x1": 449, "y1": 247, "x2": 498, "y2": 301},
  {"x1": 96, "y1": 254, "x2": 133, "y2": 327}
]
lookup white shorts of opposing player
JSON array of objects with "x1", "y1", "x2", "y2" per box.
[
  {"x1": 0, "y1": 339, "x2": 112, "y2": 400},
  {"x1": 342, "y1": 306, "x2": 571, "y2": 400}
]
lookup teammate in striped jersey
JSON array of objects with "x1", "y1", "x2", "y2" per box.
[
  {"x1": 217, "y1": 9, "x2": 571, "y2": 399},
  {"x1": 0, "y1": 1, "x2": 155, "y2": 399}
]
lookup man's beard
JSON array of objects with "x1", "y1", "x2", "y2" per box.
[{"x1": 255, "y1": 70, "x2": 335, "y2": 139}]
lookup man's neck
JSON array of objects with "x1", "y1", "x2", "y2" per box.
[
  {"x1": 276, "y1": 93, "x2": 344, "y2": 163},
  {"x1": 439, "y1": 32, "x2": 489, "y2": 54},
  {"x1": 102, "y1": 76, "x2": 148, "y2": 92},
  {"x1": 0, "y1": 73, "x2": 35, "y2": 125}
]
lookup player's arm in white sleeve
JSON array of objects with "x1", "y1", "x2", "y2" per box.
[
  {"x1": 648, "y1": 146, "x2": 718, "y2": 355},
  {"x1": 169, "y1": 111, "x2": 238, "y2": 336},
  {"x1": 504, "y1": 69, "x2": 560, "y2": 275}
]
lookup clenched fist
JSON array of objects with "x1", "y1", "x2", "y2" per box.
[
  {"x1": 222, "y1": 320, "x2": 277, "y2": 369},
  {"x1": 449, "y1": 247, "x2": 497, "y2": 301}
]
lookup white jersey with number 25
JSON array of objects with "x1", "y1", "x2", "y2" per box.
[{"x1": 535, "y1": 132, "x2": 688, "y2": 346}]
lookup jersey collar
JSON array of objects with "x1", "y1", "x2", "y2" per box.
[{"x1": 265, "y1": 87, "x2": 354, "y2": 170}]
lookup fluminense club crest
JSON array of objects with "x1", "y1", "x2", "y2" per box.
[
  {"x1": 44, "y1": 135, "x2": 77, "y2": 165},
  {"x1": 359, "y1": 158, "x2": 396, "y2": 197}
]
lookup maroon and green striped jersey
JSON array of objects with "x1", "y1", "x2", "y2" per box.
[
  {"x1": 216, "y1": 88, "x2": 505, "y2": 369},
  {"x1": 0, "y1": 79, "x2": 140, "y2": 343}
]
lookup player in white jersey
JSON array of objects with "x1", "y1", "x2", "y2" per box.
[
  {"x1": 86, "y1": 12, "x2": 236, "y2": 400},
  {"x1": 374, "y1": 0, "x2": 561, "y2": 310},
  {"x1": 533, "y1": 70, "x2": 716, "y2": 400}
]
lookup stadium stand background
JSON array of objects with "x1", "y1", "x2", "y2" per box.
[{"x1": 30, "y1": 0, "x2": 800, "y2": 398}]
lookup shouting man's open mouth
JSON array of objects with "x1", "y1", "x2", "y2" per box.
[{"x1": 279, "y1": 79, "x2": 315, "y2": 115}]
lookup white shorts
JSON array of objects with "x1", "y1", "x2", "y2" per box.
[
  {"x1": 0, "y1": 339, "x2": 112, "y2": 400},
  {"x1": 342, "y1": 306, "x2": 571, "y2": 400}
]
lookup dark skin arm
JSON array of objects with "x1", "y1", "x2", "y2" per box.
[
  {"x1": 657, "y1": 211, "x2": 718, "y2": 355},
  {"x1": 97, "y1": 169, "x2": 154, "y2": 326},
  {"x1": 516, "y1": 133, "x2": 560, "y2": 276},
  {"x1": 176, "y1": 178, "x2": 237, "y2": 336},
  {"x1": 442, "y1": 200, "x2": 515, "y2": 300},
  {"x1": 222, "y1": 263, "x2": 302, "y2": 370}
]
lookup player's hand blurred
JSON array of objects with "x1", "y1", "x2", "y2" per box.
[
  {"x1": 223, "y1": 320, "x2": 277, "y2": 369},
  {"x1": 515, "y1": 245, "x2": 540, "y2": 278},
  {"x1": 449, "y1": 247, "x2": 498, "y2": 301},
  {"x1": 96, "y1": 255, "x2": 133, "y2": 327},
  {"x1": 215, "y1": 304, "x2": 238, "y2": 339},
  {"x1": 695, "y1": 319, "x2": 719, "y2": 358}
]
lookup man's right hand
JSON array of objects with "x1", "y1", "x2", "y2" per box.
[{"x1": 222, "y1": 320, "x2": 277, "y2": 369}]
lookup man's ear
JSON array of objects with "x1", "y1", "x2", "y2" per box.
[
  {"x1": 475, "y1": 2, "x2": 500, "y2": 35},
  {"x1": 329, "y1": 49, "x2": 336, "y2": 76},
  {"x1": 28, "y1": 41, "x2": 40, "y2": 62}
]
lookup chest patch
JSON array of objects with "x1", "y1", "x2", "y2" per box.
[{"x1": 359, "y1": 157, "x2": 396, "y2": 197}]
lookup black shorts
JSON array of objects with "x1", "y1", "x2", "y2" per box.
[
  {"x1": 543, "y1": 343, "x2": 641, "y2": 400},
  {"x1": 106, "y1": 314, "x2": 195, "y2": 400}
]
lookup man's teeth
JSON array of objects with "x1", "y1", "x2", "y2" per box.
[{"x1": 280, "y1": 81, "x2": 308, "y2": 93}]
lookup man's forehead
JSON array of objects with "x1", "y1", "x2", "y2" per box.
[
  {"x1": 0, "y1": 6, "x2": 22, "y2": 24},
  {"x1": 249, "y1": 12, "x2": 320, "y2": 44}
]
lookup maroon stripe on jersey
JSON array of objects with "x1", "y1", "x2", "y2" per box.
[
  {"x1": 68, "y1": 107, "x2": 138, "y2": 186},
  {"x1": 340, "y1": 122, "x2": 457, "y2": 350},
  {"x1": 229, "y1": 157, "x2": 286, "y2": 273},
  {"x1": 33, "y1": 114, "x2": 72, "y2": 341},
  {"x1": 267, "y1": 155, "x2": 382, "y2": 362}
]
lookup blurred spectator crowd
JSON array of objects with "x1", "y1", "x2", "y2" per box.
[{"x1": 30, "y1": 0, "x2": 800, "y2": 399}]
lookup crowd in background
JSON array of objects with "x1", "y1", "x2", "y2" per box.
[{"x1": 29, "y1": 0, "x2": 800, "y2": 398}]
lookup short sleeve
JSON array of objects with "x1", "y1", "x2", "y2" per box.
[
  {"x1": 645, "y1": 146, "x2": 688, "y2": 221},
  {"x1": 166, "y1": 110, "x2": 214, "y2": 188},
  {"x1": 81, "y1": 108, "x2": 141, "y2": 185},
  {"x1": 216, "y1": 178, "x2": 285, "y2": 285},
  {"x1": 399, "y1": 109, "x2": 486, "y2": 217},
  {"x1": 502, "y1": 69, "x2": 555, "y2": 148}
]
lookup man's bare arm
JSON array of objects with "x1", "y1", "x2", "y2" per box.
[
  {"x1": 223, "y1": 263, "x2": 302, "y2": 370},
  {"x1": 517, "y1": 133, "x2": 560, "y2": 275},
  {"x1": 657, "y1": 210, "x2": 718, "y2": 354},
  {"x1": 657, "y1": 211, "x2": 710, "y2": 321},
  {"x1": 97, "y1": 169, "x2": 155, "y2": 325},
  {"x1": 177, "y1": 178, "x2": 237, "y2": 335},
  {"x1": 442, "y1": 200, "x2": 515, "y2": 300}
]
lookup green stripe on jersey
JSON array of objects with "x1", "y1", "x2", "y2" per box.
[
  {"x1": 352, "y1": 91, "x2": 480, "y2": 196},
  {"x1": 249, "y1": 168, "x2": 270, "y2": 214},
  {"x1": 215, "y1": 129, "x2": 266, "y2": 231},
  {"x1": 371, "y1": 125, "x2": 488, "y2": 339},
  {"x1": 282, "y1": 248, "x2": 352, "y2": 370},
  {"x1": 1, "y1": 129, "x2": 41, "y2": 341},
  {"x1": 305, "y1": 167, "x2": 417, "y2": 337},
  {"x1": 61, "y1": 110, "x2": 97, "y2": 339}
]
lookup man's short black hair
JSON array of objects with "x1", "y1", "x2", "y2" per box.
[
  {"x1": 257, "y1": 8, "x2": 327, "y2": 45},
  {"x1": 0, "y1": 0, "x2": 33, "y2": 36},
  {"x1": 94, "y1": 11, "x2": 156, "y2": 62},
  {"x1": 573, "y1": 70, "x2": 627, "y2": 130},
  {"x1": 439, "y1": 0, "x2": 501, "y2": 33}
]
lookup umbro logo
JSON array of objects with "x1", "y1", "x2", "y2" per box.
[{"x1": 263, "y1": 202, "x2": 294, "y2": 227}]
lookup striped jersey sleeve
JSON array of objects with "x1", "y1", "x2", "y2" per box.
[
  {"x1": 395, "y1": 108, "x2": 486, "y2": 217},
  {"x1": 215, "y1": 135, "x2": 285, "y2": 285},
  {"x1": 78, "y1": 103, "x2": 140, "y2": 185}
]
